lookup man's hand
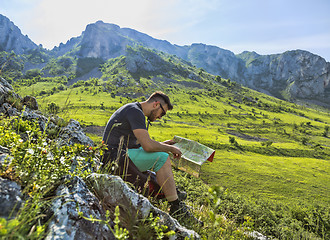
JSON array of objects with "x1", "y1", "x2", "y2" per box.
[
  {"x1": 133, "y1": 129, "x2": 181, "y2": 157},
  {"x1": 163, "y1": 139, "x2": 176, "y2": 145},
  {"x1": 170, "y1": 145, "x2": 182, "y2": 159}
]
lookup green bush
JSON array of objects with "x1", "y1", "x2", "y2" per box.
[
  {"x1": 0, "y1": 117, "x2": 106, "y2": 238},
  {"x1": 47, "y1": 102, "x2": 60, "y2": 114},
  {"x1": 24, "y1": 69, "x2": 42, "y2": 79}
]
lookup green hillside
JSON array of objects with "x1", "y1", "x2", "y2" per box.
[{"x1": 6, "y1": 47, "x2": 330, "y2": 239}]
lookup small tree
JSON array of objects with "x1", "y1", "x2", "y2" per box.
[
  {"x1": 24, "y1": 69, "x2": 41, "y2": 79},
  {"x1": 229, "y1": 136, "x2": 239, "y2": 147},
  {"x1": 261, "y1": 140, "x2": 273, "y2": 147},
  {"x1": 47, "y1": 102, "x2": 59, "y2": 114},
  {"x1": 301, "y1": 137, "x2": 308, "y2": 145},
  {"x1": 323, "y1": 125, "x2": 329, "y2": 137},
  {"x1": 215, "y1": 75, "x2": 222, "y2": 82}
]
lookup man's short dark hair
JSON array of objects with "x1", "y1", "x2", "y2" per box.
[{"x1": 147, "y1": 91, "x2": 173, "y2": 110}]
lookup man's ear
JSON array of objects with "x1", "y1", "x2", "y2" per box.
[{"x1": 152, "y1": 101, "x2": 159, "y2": 109}]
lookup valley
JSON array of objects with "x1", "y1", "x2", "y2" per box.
[{"x1": 1, "y1": 13, "x2": 330, "y2": 239}]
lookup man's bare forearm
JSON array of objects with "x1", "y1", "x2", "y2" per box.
[{"x1": 145, "y1": 139, "x2": 175, "y2": 152}]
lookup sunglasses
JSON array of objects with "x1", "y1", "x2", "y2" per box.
[{"x1": 159, "y1": 103, "x2": 166, "y2": 117}]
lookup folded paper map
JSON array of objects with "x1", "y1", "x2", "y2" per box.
[{"x1": 170, "y1": 136, "x2": 215, "y2": 177}]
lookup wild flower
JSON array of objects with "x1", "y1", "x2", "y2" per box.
[
  {"x1": 27, "y1": 148, "x2": 34, "y2": 155},
  {"x1": 60, "y1": 156, "x2": 65, "y2": 164}
]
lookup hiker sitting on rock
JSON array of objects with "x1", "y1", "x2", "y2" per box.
[{"x1": 101, "y1": 91, "x2": 199, "y2": 223}]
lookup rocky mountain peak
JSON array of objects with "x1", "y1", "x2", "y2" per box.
[
  {"x1": 0, "y1": 14, "x2": 38, "y2": 54},
  {"x1": 78, "y1": 21, "x2": 131, "y2": 59},
  {"x1": 238, "y1": 49, "x2": 330, "y2": 101}
]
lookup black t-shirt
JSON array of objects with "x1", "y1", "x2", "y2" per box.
[{"x1": 102, "y1": 102, "x2": 146, "y2": 149}]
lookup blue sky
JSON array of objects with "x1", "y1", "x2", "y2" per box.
[{"x1": 1, "y1": 0, "x2": 330, "y2": 61}]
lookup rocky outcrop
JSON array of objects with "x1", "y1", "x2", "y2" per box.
[
  {"x1": 0, "y1": 77, "x2": 21, "y2": 106},
  {"x1": 0, "y1": 146, "x2": 19, "y2": 221},
  {"x1": 0, "y1": 14, "x2": 38, "y2": 54},
  {"x1": 46, "y1": 176, "x2": 114, "y2": 240},
  {"x1": 0, "y1": 177, "x2": 23, "y2": 220},
  {"x1": 87, "y1": 174, "x2": 200, "y2": 239},
  {"x1": 78, "y1": 21, "x2": 131, "y2": 59},
  {"x1": 0, "y1": 77, "x2": 94, "y2": 147},
  {"x1": 45, "y1": 174, "x2": 200, "y2": 240},
  {"x1": 52, "y1": 36, "x2": 82, "y2": 57},
  {"x1": 58, "y1": 119, "x2": 94, "y2": 147},
  {"x1": 186, "y1": 43, "x2": 246, "y2": 81},
  {"x1": 237, "y1": 50, "x2": 330, "y2": 100}
]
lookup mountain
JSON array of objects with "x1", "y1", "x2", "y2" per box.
[
  {"x1": 237, "y1": 50, "x2": 330, "y2": 100},
  {"x1": 0, "y1": 16, "x2": 329, "y2": 106},
  {"x1": 49, "y1": 21, "x2": 330, "y2": 104},
  {"x1": 0, "y1": 14, "x2": 38, "y2": 54}
]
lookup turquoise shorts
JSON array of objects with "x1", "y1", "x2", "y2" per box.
[{"x1": 127, "y1": 147, "x2": 169, "y2": 172}]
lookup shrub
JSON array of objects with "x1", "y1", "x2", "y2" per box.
[
  {"x1": 0, "y1": 117, "x2": 106, "y2": 238},
  {"x1": 47, "y1": 102, "x2": 59, "y2": 114},
  {"x1": 229, "y1": 136, "x2": 239, "y2": 147},
  {"x1": 301, "y1": 137, "x2": 309, "y2": 145},
  {"x1": 261, "y1": 140, "x2": 273, "y2": 147},
  {"x1": 24, "y1": 69, "x2": 42, "y2": 79}
]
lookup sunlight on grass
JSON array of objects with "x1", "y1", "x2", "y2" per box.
[{"x1": 201, "y1": 151, "x2": 330, "y2": 205}]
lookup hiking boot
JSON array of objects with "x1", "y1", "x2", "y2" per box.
[
  {"x1": 177, "y1": 187, "x2": 187, "y2": 201},
  {"x1": 169, "y1": 201, "x2": 203, "y2": 226}
]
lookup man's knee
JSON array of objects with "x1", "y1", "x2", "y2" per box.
[{"x1": 157, "y1": 156, "x2": 171, "y2": 172}]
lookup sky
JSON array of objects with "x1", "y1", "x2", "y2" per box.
[{"x1": 1, "y1": 0, "x2": 330, "y2": 61}]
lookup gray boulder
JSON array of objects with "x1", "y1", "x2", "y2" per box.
[
  {"x1": 0, "y1": 177, "x2": 24, "y2": 220},
  {"x1": 0, "y1": 102, "x2": 20, "y2": 117},
  {"x1": 86, "y1": 173, "x2": 200, "y2": 240},
  {"x1": 46, "y1": 176, "x2": 114, "y2": 240},
  {"x1": 22, "y1": 95, "x2": 38, "y2": 110},
  {"x1": 58, "y1": 119, "x2": 94, "y2": 146},
  {"x1": 0, "y1": 145, "x2": 11, "y2": 166},
  {"x1": 0, "y1": 77, "x2": 21, "y2": 107}
]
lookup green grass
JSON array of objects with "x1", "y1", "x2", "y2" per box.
[
  {"x1": 3, "y1": 44, "x2": 330, "y2": 239},
  {"x1": 13, "y1": 71, "x2": 330, "y2": 239},
  {"x1": 201, "y1": 151, "x2": 329, "y2": 205},
  {"x1": 15, "y1": 82, "x2": 330, "y2": 210},
  {"x1": 15, "y1": 81, "x2": 58, "y2": 96}
]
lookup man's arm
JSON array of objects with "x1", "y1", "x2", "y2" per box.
[{"x1": 133, "y1": 129, "x2": 182, "y2": 159}]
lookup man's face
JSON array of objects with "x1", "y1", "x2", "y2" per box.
[{"x1": 148, "y1": 102, "x2": 167, "y2": 122}]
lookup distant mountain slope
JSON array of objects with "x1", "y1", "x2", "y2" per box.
[
  {"x1": 237, "y1": 50, "x2": 330, "y2": 100},
  {"x1": 0, "y1": 16, "x2": 329, "y2": 106},
  {"x1": 0, "y1": 14, "x2": 38, "y2": 54},
  {"x1": 51, "y1": 21, "x2": 330, "y2": 103}
]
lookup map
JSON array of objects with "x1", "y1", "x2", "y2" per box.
[{"x1": 170, "y1": 136, "x2": 215, "y2": 177}]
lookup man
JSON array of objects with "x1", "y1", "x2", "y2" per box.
[{"x1": 102, "y1": 91, "x2": 198, "y2": 222}]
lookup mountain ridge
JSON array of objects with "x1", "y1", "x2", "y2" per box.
[
  {"x1": 0, "y1": 15, "x2": 329, "y2": 107},
  {"x1": 0, "y1": 14, "x2": 38, "y2": 54}
]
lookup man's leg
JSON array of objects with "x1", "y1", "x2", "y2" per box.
[
  {"x1": 128, "y1": 149, "x2": 201, "y2": 224},
  {"x1": 155, "y1": 156, "x2": 178, "y2": 202}
]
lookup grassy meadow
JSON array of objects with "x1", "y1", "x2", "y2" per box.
[
  {"x1": 11, "y1": 73, "x2": 329, "y2": 239},
  {"x1": 15, "y1": 79, "x2": 330, "y2": 208}
]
